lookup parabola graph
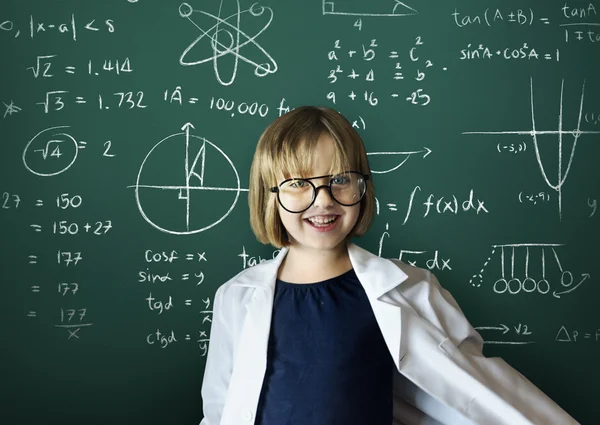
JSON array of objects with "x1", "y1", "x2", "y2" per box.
[
  {"x1": 464, "y1": 78, "x2": 600, "y2": 220},
  {"x1": 133, "y1": 123, "x2": 245, "y2": 235}
]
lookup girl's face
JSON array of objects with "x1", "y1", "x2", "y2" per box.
[{"x1": 277, "y1": 134, "x2": 361, "y2": 254}]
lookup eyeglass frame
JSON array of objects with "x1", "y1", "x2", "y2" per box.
[{"x1": 269, "y1": 171, "x2": 370, "y2": 214}]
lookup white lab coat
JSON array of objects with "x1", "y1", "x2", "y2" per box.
[{"x1": 199, "y1": 243, "x2": 578, "y2": 425}]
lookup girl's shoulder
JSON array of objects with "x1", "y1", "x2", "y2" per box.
[{"x1": 218, "y1": 255, "x2": 281, "y2": 295}]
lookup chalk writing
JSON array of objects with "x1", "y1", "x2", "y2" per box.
[
  {"x1": 325, "y1": 36, "x2": 443, "y2": 107},
  {"x1": 322, "y1": 0, "x2": 418, "y2": 18},
  {"x1": 459, "y1": 43, "x2": 559, "y2": 62},
  {"x1": 178, "y1": 1, "x2": 277, "y2": 86},
  {"x1": 470, "y1": 243, "x2": 590, "y2": 298},
  {"x1": 0, "y1": 14, "x2": 115, "y2": 40},
  {"x1": 518, "y1": 191, "x2": 552, "y2": 206},
  {"x1": 2, "y1": 100, "x2": 21, "y2": 118},
  {"x1": 55, "y1": 308, "x2": 92, "y2": 340},
  {"x1": 556, "y1": 325, "x2": 600, "y2": 343},
  {"x1": 27, "y1": 55, "x2": 133, "y2": 78},
  {"x1": 401, "y1": 186, "x2": 489, "y2": 224},
  {"x1": 463, "y1": 78, "x2": 600, "y2": 220},
  {"x1": 1, "y1": 192, "x2": 21, "y2": 209},
  {"x1": 130, "y1": 123, "x2": 247, "y2": 235},
  {"x1": 475, "y1": 323, "x2": 535, "y2": 345}
]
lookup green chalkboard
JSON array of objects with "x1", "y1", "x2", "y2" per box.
[{"x1": 1, "y1": 0, "x2": 599, "y2": 423}]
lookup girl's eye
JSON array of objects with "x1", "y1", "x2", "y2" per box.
[
  {"x1": 289, "y1": 180, "x2": 308, "y2": 188},
  {"x1": 331, "y1": 174, "x2": 350, "y2": 185}
]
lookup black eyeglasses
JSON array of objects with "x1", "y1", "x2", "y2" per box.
[{"x1": 269, "y1": 171, "x2": 369, "y2": 213}]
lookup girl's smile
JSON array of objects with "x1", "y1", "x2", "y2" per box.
[{"x1": 303, "y1": 214, "x2": 340, "y2": 231}]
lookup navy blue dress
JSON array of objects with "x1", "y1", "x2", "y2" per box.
[{"x1": 254, "y1": 268, "x2": 395, "y2": 425}]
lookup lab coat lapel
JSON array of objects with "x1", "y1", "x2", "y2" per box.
[
  {"x1": 221, "y1": 249, "x2": 285, "y2": 423},
  {"x1": 348, "y1": 245, "x2": 477, "y2": 422},
  {"x1": 347, "y1": 243, "x2": 410, "y2": 371}
]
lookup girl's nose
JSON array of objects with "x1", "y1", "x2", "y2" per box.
[{"x1": 313, "y1": 185, "x2": 334, "y2": 208}]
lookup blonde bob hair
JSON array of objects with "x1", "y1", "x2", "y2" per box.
[{"x1": 249, "y1": 106, "x2": 375, "y2": 248}]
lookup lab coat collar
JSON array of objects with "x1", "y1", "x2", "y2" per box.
[{"x1": 230, "y1": 242, "x2": 409, "y2": 300}]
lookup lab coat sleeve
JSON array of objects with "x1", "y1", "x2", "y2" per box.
[
  {"x1": 423, "y1": 270, "x2": 579, "y2": 425},
  {"x1": 199, "y1": 285, "x2": 232, "y2": 425}
]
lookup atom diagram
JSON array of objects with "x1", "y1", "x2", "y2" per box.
[{"x1": 178, "y1": 1, "x2": 278, "y2": 86}]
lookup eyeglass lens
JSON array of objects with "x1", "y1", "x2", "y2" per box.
[{"x1": 278, "y1": 172, "x2": 365, "y2": 212}]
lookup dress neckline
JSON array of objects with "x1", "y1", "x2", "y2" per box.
[{"x1": 276, "y1": 268, "x2": 355, "y2": 288}]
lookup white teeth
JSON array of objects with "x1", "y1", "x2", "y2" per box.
[{"x1": 307, "y1": 216, "x2": 337, "y2": 224}]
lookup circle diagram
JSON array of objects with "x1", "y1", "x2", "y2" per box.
[{"x1": 134, "y1": 128, "x2": 241, "y2": 235}]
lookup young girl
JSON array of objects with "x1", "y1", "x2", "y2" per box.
[{"x1": 199, "y1": 106, "x2": 578, "y2": 425}]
